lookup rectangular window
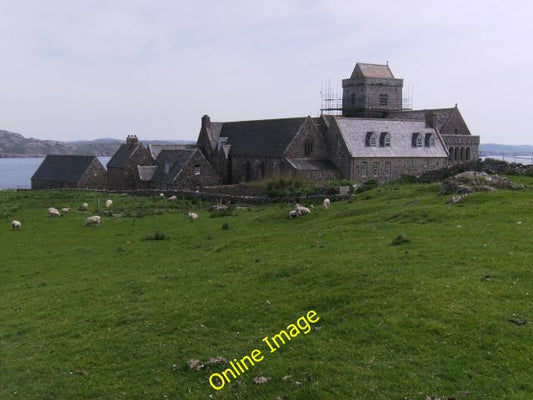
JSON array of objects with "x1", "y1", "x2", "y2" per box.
[
  {"x1": 379, "y1": 94, "x2": 388, "y2": 106},
  {"x1": 373, "y1": 162, "x2": 379, "y2": 177},
  {"x1": 385, "y1": 161, "x2": 391, "y2": 177},
  {"x1": 193, "y1": 165, "x2": 201, "y2": 175},
  {"x1": 361, "y1": 161, "x2": 368, "y2": 177}
]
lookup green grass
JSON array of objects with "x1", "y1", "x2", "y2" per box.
[{"x1": 1, "y1": 181, "x2": 533, "y2": 399}]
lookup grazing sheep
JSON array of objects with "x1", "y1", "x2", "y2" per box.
[
  {"x1": 48, "y1": 207, "x2": 61, "y2": 217},
  {"x1": 288, "y1": 210, "x2": 299, "y2": 219},
  {"x1": 323, "y1": 198, "x2": 331, "y2": 209},
  {"x1": 159, "y1": 193, "x2": 165, "y2": 198},
  {"x1": 168, "y1": 195, "x2": 177, "y2": 201},
  {"x1": 188, "y1": 212, "x2": 198, "y2": 220},
  {"x1": 105, "y1": 199, "x2": 113, "y2": 208},
  {"x1": 294, "y1": 204, "x2": 311, "y2": 215},
  {"x1": 80, "y1": 202, "x2": 89, "y2": 211},
  {"x1": 85, "y1": 215, "x2": 101, "y2": 226},
  {"x1": 12, "y1": 220, "x2": 21, "y2": 230},
  {"x1": 61, "y1": 207, "x2": 71, "y2": 215}
]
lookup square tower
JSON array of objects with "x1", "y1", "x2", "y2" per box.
[{"x1": 342, "y1": 62, "x2": 403, "y2": 117}]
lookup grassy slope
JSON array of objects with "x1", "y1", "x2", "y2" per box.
[{"x1": 1, "y1": 181, "x2": 532, "y2": 400}]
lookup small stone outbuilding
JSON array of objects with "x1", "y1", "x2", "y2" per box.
[{"x1": 31, "y1": 155, "x2": 107, "y2": 189}]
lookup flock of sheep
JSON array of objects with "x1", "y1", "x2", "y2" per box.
[
  {"x1": 288, "y1": 198, "x2": 330, "y2": 219},
  {"x1": 10, "y1": 195, "x2": 332, "y2": 231}
]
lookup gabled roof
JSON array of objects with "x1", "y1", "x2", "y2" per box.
[
  {"x1": 351, "y1": 63, "x2": 395, "y2": 79},
  {"x1": 387, "y1": 107, "x2": 472, "y2": 135},
  {"x1": 148, "y1": 144, "x2": 196, "y2": 160},
  {"x1": 31, "y1": 155, "x2": 101, "y2": 183},
  {"x1": 152, "y1": 149, "x2": 197, "y2": 184},
  {"x1": 217, "y1": 117, "x2": 307, "y2": 156},
  {"x1": 107, "y1": 143, "x2": 143, "y2": 168},
  {"x1": 333, "y1": 117, "x2": 448, "y2": 158}
]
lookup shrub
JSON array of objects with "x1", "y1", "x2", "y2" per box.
[
  {"x1": 141, "y1": 231, "x2": 168, "y2": 241},
  {"x1": 390, "y1": 234, "x2": 410, "y2": 246},
  {"x1": 222, "y1": 223, "x2": 229, "y2": 230}
]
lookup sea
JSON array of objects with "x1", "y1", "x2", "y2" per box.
[{"x1": 0, "y1": 157, "x2": 111, "y2": 190}]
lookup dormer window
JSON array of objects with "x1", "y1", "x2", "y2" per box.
[
  {"x1": 380, "y1": 132, "x2": 391, "y2": 147},
  {"x1": 412, "y1": 133, "x2": 423, "y2": 148},
  {"x1": 365, "y1": 132, "x2": 377, "y2": 147},
  {"x1": 424, "y1": 133, "x2": 435, "y2": 147}
]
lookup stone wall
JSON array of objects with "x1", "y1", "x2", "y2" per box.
[
  {"x1": 442, "y1": 134, "x2": 480, "y2": 165},
  {"x1": 351, "y1": 156, "x2": 448, "y2": 183},
  {"x1": 78, "y1": 159, "x2": 107, "y2": 189}
]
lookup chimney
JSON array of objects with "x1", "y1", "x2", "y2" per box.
[
  {"x1": 126, "y1": 134, "x2": 139, "y2": 144},
  {"x1": 425, "y1": 113, "x2": 438, "y2": 129},
  {"x1": 202, "y1": 115, "x2": 211, "y2": 129}
]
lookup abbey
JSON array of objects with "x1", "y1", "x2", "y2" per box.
[
  {"x1": 108, "y1": 61, "x2": 480, "y2": 190},
  {"x1": 197, "y1": 62, "x2": 479, "y2": 184}
]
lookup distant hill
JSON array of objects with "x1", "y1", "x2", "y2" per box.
[
  {"x1": 0, "y1": 130, "x2": 194, "y2": 157},
  {"x1": 480, "y1": 143, "x2": 533, "y2": 155}
]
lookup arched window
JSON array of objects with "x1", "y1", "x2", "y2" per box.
[
  {"x1": 454, "y1": 147, "x2": 459, "y2": 161},
  {"x1": 365, "y1": 132, "x2": 377, "y2": 147},
  {"x1": 380, "y1": 132, "x2": 391, "y2": 147},
  {"x1": 244, "y1": 161, "x2": 251, "y2": 182},
  {"x1": 259, "y1": 161, "x2": 265, "y2": 178},
  {"x1": 466, "y1": 147, "x2": 471, "y2": 160},
  {"x1": 448, "y1": 147, "x2": 454, "y2": 161},
  {"x1": 304, "y1": 140, "x2": 314, "y2": 156},
  {"x1": 460, "y1": 147, "x2": 465, "y2": 161},
  {"x1": 412, "y1": 133, "x2": 422, "y2": 148}
]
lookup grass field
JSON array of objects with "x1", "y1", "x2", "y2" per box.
[{"x1": 1, "y1": 180, "x2": 533, "y2": 400}]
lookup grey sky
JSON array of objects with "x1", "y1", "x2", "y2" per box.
[{"x1": 0, "y1": 1, "x2": 531, "y2": 144}]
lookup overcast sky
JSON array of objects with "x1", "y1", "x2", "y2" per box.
[{"x1": 0, "y1": 1, "x2": 531, "y2": 144}]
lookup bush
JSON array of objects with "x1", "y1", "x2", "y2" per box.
[
  {"x1": 141, "y1": 231, "x2": 168, "y2": 241},
  {"x1": 222, "y1": 223, "x2": 229, "y2": 230},
  {"x1": 390, "y1": 234, "x2": 410, "y2": 246}
]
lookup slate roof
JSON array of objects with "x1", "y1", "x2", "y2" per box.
[
  {"x1": 148, "y1": 144, "x2": 196, "y2": 160},
  {"x1": 107, "y1": 143, "x2": 143, "y2": 168},
  {"x1": 152, "y1": 149, "x2": 196, "y2": 184},
  {"x1": 137, "y1": 166, "x2": 158, "y2": 182},
  {"x1": 217, "y1": 117, "x2": 307, "y2": 156},
  {"x1": 285, "y1": 158, "x2": 338, "y2": 171},
  {"x1": 31, "y1": 155, "x2": 101, "y2": 183},
  {"x1": 333, "y1": 117, "x2": 448, "y2": 158},
  {"x1": 351, "y1": 63, "x2": 395, "y2": 79}
]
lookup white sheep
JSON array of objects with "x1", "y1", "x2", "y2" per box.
[
  {"x1": 105, "y1": 199, "x2": 113, "y2": 208},
  {"x1": 188, "y1": 212, "x2": 198, "y2": 220},
  {"x1": 295, "y1": 204, "x2": 311, "y2": 215},
  {"x1": 80, "y1": 202, "x2": 89, "y2": 211},
  {"x1": 85, "y1": 215, "x2": 101, "y2": 226},
  {"x1": 61, "y1": 207, "x2": 71, "y2": 215},
  {"x1": 323, "y1": 198, "x2": 331, "y2": 209},
  {"x1": 168, "y1": 195, "x2": 178, "y2": 201},
  {"x1": 12, "y1": 220, "x2": 21, "y2": 230},
  {"x1": 288, "y1": 210, "x2": 299, "y2": 219},
  {"x1": 160, "y1": 193, "x2": 165, "y2": 198},
  {"x1": 48, "y1": 207, "x2": 60, "y2": 217}
]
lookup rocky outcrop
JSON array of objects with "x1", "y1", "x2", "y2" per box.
[{"x1": 439, "y1": 171, "x2": 521, "y2": 196}]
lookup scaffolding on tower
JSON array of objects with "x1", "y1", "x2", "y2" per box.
[{"x1": 320, "y1": 80, "x2": 343, "y2": 115}]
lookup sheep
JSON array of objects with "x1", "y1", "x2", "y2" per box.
[
  {"x1": 323, "y1": 198, "x2": 331, "y2": 209},
  {"x1": 12, "y1": 220, "x2": 21, "y2": 230},
  {"x1": 168, "y1": 195, "x2": 178, "y2": 201},
  {"x1": 61, "y1": 207, "x2": 71, "y2": 215},
  {"x1": 85, "y1": 215, "x2": 101, "y2": 226},
  {"x1": 160, "y1": 193, "x2": 165, "y2": 198},
  {"x1": 294, "y1": 204, "x2": 311, "y2": 215},
  {"x1": 48, "y1": 207, "x2": 61, "y2": 217},
  {"x1": 105, "y1": 199, "x2": 113, "y2": 208},
  {"x1": 288, "y1": 210, "x2": 299, "y2": 219},
  {"x1": 80, "y1": 202, "x2": 89, "y2": 211},
  {"x1": 188, "y1": 212, "x2": 198, "y2": 220}
]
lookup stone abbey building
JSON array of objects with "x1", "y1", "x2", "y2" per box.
[{"x1": 109, "y1": 61, "x2": 480, "y2": 189}]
